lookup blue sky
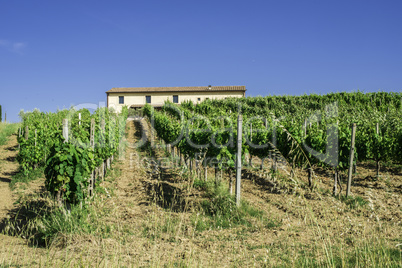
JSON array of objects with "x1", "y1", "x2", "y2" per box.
[{"x1": 1, "y1": 0, "x2": 401, "y2": 122}]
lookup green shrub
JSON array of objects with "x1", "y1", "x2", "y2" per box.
[
  {"x1": 45, "y1": 137, "x2": 96, "y2": 204},
  {"x1": 339, "y1": 195, "x2": 368, "y2": 209},
  {"x1": 193, "y1": 183, "x2": 274, "y2": 231},
  {"x1": 192, "y1": 178, "x2": 212, "y2": 190},
  {"x1": 33, "y1": 204, "x2": 112, "y2": 247}
]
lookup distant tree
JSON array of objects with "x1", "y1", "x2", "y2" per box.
[{"x1": 0, "y1": 105, "x2": 2, "y2": 122}]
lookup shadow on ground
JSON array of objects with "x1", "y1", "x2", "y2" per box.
[
  {"x1": 142, "y1": 179, "x2": 187, "y2": 212},
  {"x1": 0, "y1": 194, "x2": 53, "y2": 247},
  {"x1": 243, "y1": 170, "x2": 283, "y2": 194}
]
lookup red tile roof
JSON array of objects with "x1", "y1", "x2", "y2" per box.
[{"x1": 106, "y1": 86, "x2": 246, "y2": 93}]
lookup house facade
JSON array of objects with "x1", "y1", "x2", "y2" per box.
[{"x1": 106, "y1": 86, "x2": 246, "y2": 112}]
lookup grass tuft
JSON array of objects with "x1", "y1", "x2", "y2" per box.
[
  {"x1": 10, "y1": 166, "x2": 45, "y2": 190},
  {"x1": 192, "y1": 178, "x2": 212, "y2": 190},
  {"x1": 32, "y1": 204, "x2": 114, "y2": 247},
  {"x1": 2, "y1": 194, "x2": 115, "y2": 248},
  {"x1": 0, "y1": 123, "x2": 19, "y2": 145},
  {"x1": 338, "y1": 195, "x2": 368, "y2": 209},
  {"x1": 192, "y1": 182, "x2": 279, "y2": 231}
]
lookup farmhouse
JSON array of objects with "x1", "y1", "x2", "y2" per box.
[{"x1": 106, "y1": 86, "x2": 246, "y2": 113}]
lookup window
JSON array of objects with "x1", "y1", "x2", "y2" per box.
[
  {"x1": 146, "y1": 95, "x2": 151, "y2": 104},
  {"x1": 173, "y1": 95, "x2": 179, "y2": 103},
  {"x1": 197, "y1": 97, "x2": 201, "y2": 101},
  {"x1": 119, "y1": 96, "x2": 124, "y2": 104}
]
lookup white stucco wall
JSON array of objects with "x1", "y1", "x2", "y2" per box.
[{"x1": 107, "y1": 91, "x2": 244, "y2": 113}]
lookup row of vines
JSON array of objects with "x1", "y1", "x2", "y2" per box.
[
  {"x1": 17, "y1": 107, "x2": 128, "y2": 204},
  {"x1": 143, "y1": 91, "x2": 402, "y2": 193}
]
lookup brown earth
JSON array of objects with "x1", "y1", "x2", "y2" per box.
[
  {"x1": 0, "y1": 120, "x2": 401, "y2": 267},
  {"x1": 0, "y1": 135, "x2": 18, "y2": 219}
]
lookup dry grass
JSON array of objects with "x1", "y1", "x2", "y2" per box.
[
  {"x1": 0, "y1": 122, "x2": 19, "y2": 146},
  {"x1": 0, "y1": 120, "x2": 400, "y2": 267}
]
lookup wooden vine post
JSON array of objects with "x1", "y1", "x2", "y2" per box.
[
  {"x1": 89, "y1": 118, "x2": 95, "y2": 197},
  {"x1": 100, "y1": 119, "x2": 105, "y2": 180},
  {"x1": 249, "y1": 123, "x2": 252, "y2": 167},
  {"x1": 260, "y1": 117, "x2": 268, "y2": 170},
  {"x1": 333, "y1": 168, "x2": 338, "y2": 196},
  {"x1": 109, "y1": 116, "x2": 116, "y2": 164},
  {"x1": 190, "y1": 157, "x2": 194, "y2": 176},
  {"x1": 204, "y1": 159, "x2": 208, "y2": 181},
  {"x1": 308, "y1": 167, "x2": 313, "y2": 189},
  {"x1": 272, "y1": 119, "x2": 277, "y2": 172},
  {"x1": 34, "y1": 128, "x2": 38, "y2": 170},
  {"x1": 346, "y1": 123, "x2": 357, "y2": 197},
  {"x1": 235, "y1": 114, "x2": 243, "y2": 206},
  {"x1": 196, "y1": 158, "x2": 201, "y2": 180},
  {"x1": 59, "y1": 119, "x2": 69, "y2": 205},
  {"x1": 25, "y1": 126, "x2": 29, "y2": 140},
  {"x1": 44, "y1": 125, "x2": 47, "y2": 162},
  {"x1": 376, "y1": 122, "x2": 380, "y2": 177},
  {"x1": 214, "y1": 163, "x2": 219, "y2": 185},
  {"x1": 18, "y1": 127, "x2": 21, "y2": 150},
  {"x1": 62, "y1": 119, "x2": 68, "y2": 143}
]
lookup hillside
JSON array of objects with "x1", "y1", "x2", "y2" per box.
[{"x1": 0, "y1": 118, "x2": 401, "y2": 267}]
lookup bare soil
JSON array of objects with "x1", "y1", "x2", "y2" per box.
[{"x1": 0, "y1": 135, "x2": 18, "y2": 219}]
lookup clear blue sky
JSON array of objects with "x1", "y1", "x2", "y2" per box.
[{"x1": 1, "y1": 0, "x2": 401, "y2": 122}]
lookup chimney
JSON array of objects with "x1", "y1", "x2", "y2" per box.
[{"x1": 208, "y1": 85, "x2": 212, "y2": 90}]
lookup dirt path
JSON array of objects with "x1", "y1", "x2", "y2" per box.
[
  {"x1": 0, "y1": 135, "x2": 18, "y2": 221},
  {"x1": 109, "y1": 118, "x2": 152, "y2": 222}
]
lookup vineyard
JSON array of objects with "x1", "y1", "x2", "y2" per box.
[
  {"x1": 16, "y1": 106, "x2": 128, "y2": 204},
  {"x1": 0, "y1": 91, "x2": 401, "y2": 267},
  {"x1": 10, "y1": 91, "x2": 402, "y2": 208},
  {"x1": 143, "y1": 91, "x2": 402, "y2": 196}
]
